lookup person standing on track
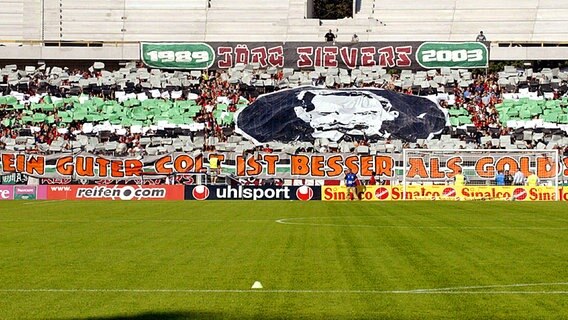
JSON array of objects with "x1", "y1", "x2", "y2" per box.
[
  {"x1": 209, "y1": 154, "x2": 221, "y2": 184},
  {"x1": 504, "y1": 170, "x2": 513, "y2": 186},
  {"x1": 512, "y1": 169, "x2": 525, "y2": 186},
  {"x1": 495, "y1": 171, "x2": 505, "y2": 186},
  {"x1": 526, "y1": 171, "x2": 539, "y2": 187},
  {"x1": 454, "y1": 169, "x2": 467, "y2": 186},
  {"x1": 344, "y1": 169, "x2": 359, "y2": 201},
  {"x1": 368, "y1": 171, "x2": 379, "y2": 185}
]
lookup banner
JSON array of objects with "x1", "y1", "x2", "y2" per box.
[
  {"x1": 0, "y1": 152, "x2": 205, "y2": 180},
  {"x1": 141, "y1": 42, "x2": 489, "y2": 70},
  {"x1": 141, "y1": 43, "x2": 215, "y2": 70},
  {"x1": 1, "y1": 152, "x2": 568, "y2": 180},
  {"x1": 235, "y1": 87, "x2": 448, "y2": 144},
  {"x1": 46, "y1": 185, "x2": 184, "y2": 200},
  {"x1": 185, "y1": 185, "x2": 320, "y2": 201},
  {"x1": 322, "y1": 185, "x2": 564, "y2": 201},
  {"x1": 416, "y1": 42, "x2": 488, "y2": 69},
  {"x1": 1, "y1": 173, "x2": 29, "y2": 185}
]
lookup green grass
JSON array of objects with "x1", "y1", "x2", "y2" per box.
[{"x1": 1, "y1": 200, "x2": 568, "y2": 319}]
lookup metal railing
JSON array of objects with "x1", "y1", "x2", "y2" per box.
[{"x1": 3, "y1": 40, "x2": 568, "y2": 48}]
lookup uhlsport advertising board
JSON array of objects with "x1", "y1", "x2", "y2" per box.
[
  {"x1": 184, "y1": 185, "x2": 320, "y2": 201},
  {"x1": 322, "y1": 185, "x2": 565, "y2": 201}
]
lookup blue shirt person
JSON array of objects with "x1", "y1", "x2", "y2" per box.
[
  {"x1": 495, "y1": 171, "x2": 505, "y2": 186},
  {"x1": 345, "y1": 171, "x2": 357, "y2": 187},
  {"x1": 344, "y1": 169, "x2": 359, "y2": 200}
]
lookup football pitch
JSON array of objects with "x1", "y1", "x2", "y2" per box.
[{"x1": 1, "y1": 200, "x2": 567, "y2": 319}]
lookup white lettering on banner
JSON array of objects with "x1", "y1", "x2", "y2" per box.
[
  {"x1": 421, "y1": 49, "x2": 483, "y2": 63},
  {"x1": 76, "y1": 186, "x2": 166, "y2": 200},
  {"x1": 0, "y1": 190, "x2": 10, "y2": 199},
  {"x1": 50, "y1": 186, "x2": 72, "y2": 192},
  {"x1": 216, "y1": 186, "x2": 291, "y2": 200},
  {"x1": 146, "y1": 51, "x2": 210, "y2": 64}
]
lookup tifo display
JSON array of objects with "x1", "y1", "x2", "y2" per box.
[{"x1": 2, "y1": 45, "x2": 568, "y2": 203}]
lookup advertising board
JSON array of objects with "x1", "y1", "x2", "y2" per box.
[
  {"x1": 0, "y1": 185, "x2": 14, "y2": 200},
  {"x1": 14, "y1": 186, "x2": 36, "y2": 200},
  {"x1": 185, "y1": 185, "x2": 320, "y2": 201},
  {"x1": 46, "y1": 185, "x2": 184, "y2": 200},
  {"x1": 321, "y1": 185, "x2": 561, "y2": 201}
]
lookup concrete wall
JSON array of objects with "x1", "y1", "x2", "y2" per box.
[
  {"x1": 2, "y1": 0, "x2": 568, "y2": 43},
  {"x1": 1, "y1": 0, "x2": 567, "y2": 62}
]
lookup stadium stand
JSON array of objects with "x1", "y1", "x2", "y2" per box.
[
  {"x1": 360, "y1": 0, "x2": 568, "y2": 42},
  {"x1": 2, "y1": 1, "x2": 568, "y2": 62},
  {"x1": 2, "y1": 63, "x2": 568, "y2": 159},
  {"x1": 2, "y1": 0, "x2": 568, "y2": 43},
  {"x1": 43, "y1": 0, "x2": 209, "y2": 42}
]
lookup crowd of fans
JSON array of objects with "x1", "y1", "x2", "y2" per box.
[
  {"x1": 1, "y1": 62, "x2": 568, "y2": 157},
  {"x1": 0, "y1": 63, "x2": 259, "y2": 154}
]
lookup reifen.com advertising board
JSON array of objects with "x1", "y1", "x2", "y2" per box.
[
  {"x1": 0, "y1": 185, "x2": 14, "y2": 200},
  {"x1": 185, "y1": 185, "x2": 320, "y2": 201},
  {"x1": 46, "y1": 185, "x2": 184, "y2": 200}
]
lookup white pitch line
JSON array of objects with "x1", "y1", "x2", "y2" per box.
[
  {"x1": 407, "y1": 282, "x2": 568, "y2": 292},
  {"x1": 1, "y1": 288, "x2": 568, "y2": 295},
  {"x1": 0, "y1": 219, "x2": 272, "y2": 223},
  {"x1": 22, "y1": 200, "x2": 65, "y2": 205},
  {"x1": 2, "y1": 282, "x2": 568, "y2": 295},
  {"x1": 275, "y1": 218, "x2": 568, "y2": 230}
]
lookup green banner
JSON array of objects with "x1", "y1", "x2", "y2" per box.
[
  {"x1": 416, "y1": 42, "x2": 488, "y2": 69},
  {"x1": 140, "y1": 41, "x2": 490, "y2": 70},
  {"x1": 1, "y1": 173, "x2": 28, "y2": 185},
  {"x1": 141, "y1": 43, "x2": 215, "y2": 70}
]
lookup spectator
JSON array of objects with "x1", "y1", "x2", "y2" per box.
[
  {"x1": 209, "y1": 154, "x2": 221, "y2": 184},
  {"x1": 476, "y1": 31, "x2": 486, "y2": 42},
  {"x1": 504, "y1": 170, "x2": 513, "y2": 186},
  {"x1": 351, "y1": 33, "x2": 359, "y2": 43},
  {"x1": 454, "y1": 169, "x2": 468, "y2": 186},
  {"x1": 512, "y1": 169, "x2": 525, "y2": 186},
  {"x1": 526, "y1": 171, "x2": 539, "y2": 187},
  {"x1": 324, "y1": 29, "x2": 336, "y2": 43},
  {"x1": 495, "y1": 171, "x2": 505, "y2": 186},
  {"x1": 368, "y1": 171, "x2": 378, "y2": 185},
  {"x1": 344, "y1": 168, "x2": 358, "y2": 200}
]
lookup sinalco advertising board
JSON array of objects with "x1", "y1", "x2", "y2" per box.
[{"x1": 321, "y1": 185, "x2": 564, "y2": 201}]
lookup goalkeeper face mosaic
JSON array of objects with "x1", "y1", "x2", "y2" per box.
[{"x1": 235, "y1": 87, "x2": 448, "y2": 144}]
